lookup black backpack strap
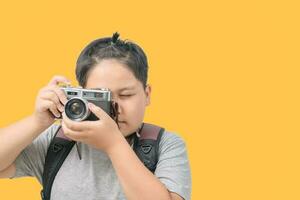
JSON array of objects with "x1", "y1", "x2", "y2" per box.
[
  {"x1": 133, "y1": 123, "x2": 165, "y2": 173},
  {"x1": 41, "y1": 125, "x2": 76, "y2": 200},
  {"x1": 41, "y1": 123, "x2": 164, "y2": 199}
]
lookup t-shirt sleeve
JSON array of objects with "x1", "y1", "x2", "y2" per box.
[
  {"x1": 155, "y1": 131, "x2": 192, "y2": 200},
  {"x1": 10, "y1": 124, "x2": 59, "y2": 183}
]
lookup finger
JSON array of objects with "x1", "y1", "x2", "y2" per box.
[
  {"x1": 62, "y1": 112, "x2": 87, "y2": 132},
  {"x1": 52, "y1": 86, "x2": 68, "y2": 105},
  {"x1": 40, "y1": 91, "x2": 64, "y2": 112},
  {"x1": 48, "y1": 75, "x2": 71, "y2": 86},
  {"x1": 88, "y1": 103, "x2": 109, "y2": 120},
  {"x1": 42, "y1": 100, "x2": 61, "y2": 118},
  {"x1": 49, "y1": 101, "x2": 61, "y2": 118},
  {"x1": 61, "y1": 121, "x2": 86, "y2": 141}
]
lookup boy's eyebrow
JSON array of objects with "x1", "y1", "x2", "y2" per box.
[{"x1": 117, "y1": 86, "x2": 135, "y2": 92}]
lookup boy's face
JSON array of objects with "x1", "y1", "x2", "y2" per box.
[{"x1": 85, "y1": 59, "x2": 151, "y2": 137}]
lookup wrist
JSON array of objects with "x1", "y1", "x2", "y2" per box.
[
  {"x1": 31, "y1": 113, "x2": 54, "y2": 131},
  {"x1": 105, "y1": 131, "x2": 129, "y2": 157}
]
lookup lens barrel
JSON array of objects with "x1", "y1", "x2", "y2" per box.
[{"x1": 65, "y1": 97, "x2": 90, "y2": 121}]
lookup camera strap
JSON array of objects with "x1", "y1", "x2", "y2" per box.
[
  {"x1": 40, "y1": 123, "x2": 164, "y2": 200},
  {"x1": 133, "y1": 123, "x2": 164, "y2": 172}
]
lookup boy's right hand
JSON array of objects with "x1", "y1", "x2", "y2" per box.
[{"x1": 33, "y1": 76, "x2": 70, "y2": 127}]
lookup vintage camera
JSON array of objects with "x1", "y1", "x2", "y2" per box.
[{"x1": 60, "y1": 86, "x2": 118, "y2": 121}]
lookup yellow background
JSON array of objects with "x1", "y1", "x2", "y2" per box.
[{"x1": 0, "y1": 0, "x2": 299, "y2": 199}]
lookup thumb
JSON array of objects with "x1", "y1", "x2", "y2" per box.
[{"x1": 88, "y1": 103, "x2": 109, "y2": 120}]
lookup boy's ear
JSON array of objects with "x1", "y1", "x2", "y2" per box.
[{"x1": 145, "y1": 84, "x2": 151, "y2": 106}]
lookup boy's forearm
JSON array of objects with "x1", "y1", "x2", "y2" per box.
[
  {"x1": 107, "y1": 135, "x2": 172, "y2": 200},
  {"x1": 0, "y1": 114, "x2": 51, "y2": 171}
]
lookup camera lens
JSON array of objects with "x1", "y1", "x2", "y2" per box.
[
  {"x1": 70, "y1": 102, "x2": 84, "y2": 115},
  {"x1": 65, "y1": 98, "x2": 89, "y2": 121}
]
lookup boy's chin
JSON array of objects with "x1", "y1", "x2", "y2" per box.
[
  {"x1": 118, "y1": 125, "x2": 130, "y2": 137},
  {"x1": 121, "y1": 129, "x2": 135, "y2": 138},
  {"x1": 119, "y1": 126, "x2": 137, "y2": 137},
  {"x1": 118, "y1": 122, "x2": 143, "y2": 137}
]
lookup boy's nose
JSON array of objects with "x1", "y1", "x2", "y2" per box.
[{"x1": 116, "y1": 103, "x2": 122, "y2": 114}]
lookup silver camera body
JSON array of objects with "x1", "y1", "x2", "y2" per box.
[{"x1": 61, "y1": 86, "x2": 115, "y2": 121}]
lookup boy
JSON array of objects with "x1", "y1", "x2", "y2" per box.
[{"x1": 0, "y1": 33, "x2": 191, "y2": 200}]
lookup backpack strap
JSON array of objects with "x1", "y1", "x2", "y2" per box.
[
  {"x1": 41, "y1": 123, "x2": 165, "y2": 200},
  {"x1": 133, "y1": 123, "x2": 165, "y2": 173},
  {"x1": 41, "y1": 125, "x2": 76, "y2": 200}
]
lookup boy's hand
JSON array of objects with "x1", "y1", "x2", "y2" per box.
[
  {"x1": 61, "y1": 103, "x2": 123, "y2": 153},
  {"x1": 33, "y1": 75, "x2": 70, "y2": 127}
]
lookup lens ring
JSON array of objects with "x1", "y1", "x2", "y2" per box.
[{"x1": 65, "y1": 97, "x2": 90, "y2": 121}]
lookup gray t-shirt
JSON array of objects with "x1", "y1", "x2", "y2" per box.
[{"x1": 12, "y1": 124, "x2": 191, "y2": 200}]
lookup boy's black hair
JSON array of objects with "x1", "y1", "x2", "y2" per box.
[{"x1": 76, "y1": 32, "x2": 148, "y2": 88}]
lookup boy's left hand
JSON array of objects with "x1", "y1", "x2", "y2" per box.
[{"x1": 61, "y1": 103, "x2": 123, "y2": 153}]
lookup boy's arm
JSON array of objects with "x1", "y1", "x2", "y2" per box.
[
  {"x1": 0, "y1": 75, "x2": 70, "y2": 176},
  {"x1": 0, "y1": 161, "x2": 16, "y2": 178},
  {"x1": 107, "y1": 135, "x2": 183, "y2": 200},
  {"x1": 0, "y1": 115, "x2": 50, "y2": 173}
]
